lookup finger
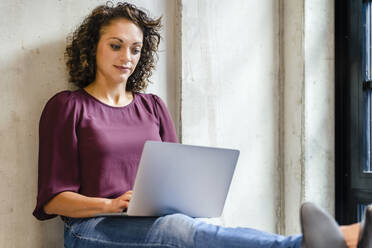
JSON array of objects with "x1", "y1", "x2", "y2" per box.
[
  {"x1": 121, "y1": 191, "x2": 132, "y2": 197},
  {"x1": 119, "y1": 199, "x2": 129, "y2": 209},
  {"x1": 119, "y1": 194, "x2": 131, "y2": 201}
]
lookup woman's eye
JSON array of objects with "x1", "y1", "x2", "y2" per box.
[
  {"x1": 110, "y1": 44, "x2": 121, "y2": 50},
  {"x1": 133, "y1": 49, "x2": 141, "y2": 55}
]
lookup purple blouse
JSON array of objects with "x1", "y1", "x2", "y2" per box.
[{"x1": 33, "y1": 89, "x2": 178, "y2": 220}]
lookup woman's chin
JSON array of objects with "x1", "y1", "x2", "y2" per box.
[
  {"x1": 118, "y1": 74, "x2": 130, "y2": 82},
  {"x1": 108, "y1": 76, "x2": 129, "y2": 85}
]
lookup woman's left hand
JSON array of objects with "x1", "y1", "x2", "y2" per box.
[{"x1": 104, "y1": 190, "x2": 133, "y2": 213}]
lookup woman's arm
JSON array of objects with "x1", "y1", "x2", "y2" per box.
[{"x1": 44, "y1": 191, "x2": 132, "y2": 218}]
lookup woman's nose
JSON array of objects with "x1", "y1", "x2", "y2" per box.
[{"x1": 120, "y1": 48, "x2": 132, "y2": 62}]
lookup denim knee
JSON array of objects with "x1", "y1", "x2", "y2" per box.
[{"x1": 145, "y1": 213, "x2": 198, "y2": 248}]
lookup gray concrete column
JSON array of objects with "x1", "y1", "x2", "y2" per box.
[{"x1": 281, "y1": 0, "x2": 335, "y2": 235}]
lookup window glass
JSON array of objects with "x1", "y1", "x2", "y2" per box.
[{"x1": 363, "y1": 1, "x2": 372, "y2": 173}]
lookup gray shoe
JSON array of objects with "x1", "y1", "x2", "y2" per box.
[
  {"x1": 300, "y1": 202, "x2": 347, "y2": 248},
  {"x1": 358, "y1": 204, "x2": 372, "y2": 248}
]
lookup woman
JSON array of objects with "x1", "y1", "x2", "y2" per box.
[{"x1": 32, "y1": 2, "x2": 371, "y2": 248}]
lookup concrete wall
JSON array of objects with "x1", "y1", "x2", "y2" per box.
[
  {"x1": 282, "y1": 0, "x2": 335, "y2": 235},
  {"x1": 303, "y1": 0, "x2": 335, "y2": 229},
  {"x1": 181, "y1": 0, "x2": 335, "y2": 235},
  {"x1": 181, "y1": 0, "x2": 281, "y2": 232},
  {"x1": 0, "y1": 1, "x2": 178, "y2": 247},
  {"x1": 281, "y1": 0, "x2": 306, "y2": 235},
  {"x1": 0, "y1": 0, "x2": 335, "y2": 246}
]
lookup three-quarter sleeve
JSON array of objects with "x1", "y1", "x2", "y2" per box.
[
  {"x1": 33, "y1": 91, "x2": 81, "y2": 220},
  {"x1": 152, "y1": 94, "x2": 178, "y2": 143}
]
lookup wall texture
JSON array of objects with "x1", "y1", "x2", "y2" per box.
[
  {"x1": 181, "y1": 0, "x2": 335, "y2": 235},
  {"x1": 303, "y1": 0, "x2": 335, "y2": 228},
  {"x1": 181, "y1": 0, "x2": 281, "y2": 232},
  {"x1": 0, "y1": 0, "x2": 178, "y2": 247},
  {"x1": 281, "y1": 0, "x2": 306, "y2": 235},
  {"x1": 282, "y1": 0, "x2": 335, "y2": 235}
]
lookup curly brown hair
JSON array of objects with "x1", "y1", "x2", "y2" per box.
[{"x1": 65, "y1": 1, "x2": 162, "y2": 92}]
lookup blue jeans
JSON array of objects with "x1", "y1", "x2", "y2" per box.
[{"x1": 63, "y1": 213, "x2": 302, "y2": 248}]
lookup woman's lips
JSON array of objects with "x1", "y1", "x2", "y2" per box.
[{"x1": 114, "y1": 65, "x2": 131, "y2": 73}]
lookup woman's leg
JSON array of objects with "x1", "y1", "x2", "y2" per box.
[
  {"x1": 192, "y1": 219, "x2": 302, "y2": 248},
  {"x1": 62, "y1": 203, "x2": 372, "y2": 248},
  {"x1": 63, "y1": 213, "x2": 302, "y2": 248},
  {"x1": 147, "y1": 214, "x2": 302, "y2": 248},
  {"x1": 64, "y1": 216, "x2": 161, "y2": 248},
  {"x1": 63, "y1": 214, "x2": 197, "y2": 248}
]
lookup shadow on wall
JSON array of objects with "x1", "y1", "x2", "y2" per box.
[{"x1": 6, "y1": 39, "x2": 73, "y2": 246}]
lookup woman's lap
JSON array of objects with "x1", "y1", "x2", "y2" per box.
[
  {"x1": 64, "y1": 213, "x2": 197, "y2": 248},
  {"x1": 63, "y1": 213, "x2": 302, "y2": 248}
]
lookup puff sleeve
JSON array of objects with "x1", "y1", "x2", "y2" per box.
[
  {"x1": 152, "y1": 94, "x2": 178, "y2": 143},
  {"x1": 32, "y1": 91, "x2": 81, "y2": 220}
]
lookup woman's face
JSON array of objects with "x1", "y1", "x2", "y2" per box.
[{"x1": 95, "y1": 18, "x2": 143, "y2": 86}]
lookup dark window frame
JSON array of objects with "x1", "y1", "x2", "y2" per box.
[{"x1": 336, "y1": 0, "x2": 372, "y2": 224}]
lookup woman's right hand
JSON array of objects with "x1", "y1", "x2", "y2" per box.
[{"x1": 105, "y1": 190, "x2": 133, "y2": 213}]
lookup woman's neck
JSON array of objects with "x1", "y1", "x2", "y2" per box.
[{"x1": 84, "y1": 81, "x2": 133, "y2": 107}]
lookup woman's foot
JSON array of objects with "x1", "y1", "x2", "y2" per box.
[
  {"x1": 300, "y1": 202, "x2": 347, "y2": 248},
  {"x1": 358, "y1": 204, "x2": 372, "y2": 248}
]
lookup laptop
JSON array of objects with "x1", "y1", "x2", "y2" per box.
[{"x1": 94, "y1": 141, "x2": 239, "y2": 218}]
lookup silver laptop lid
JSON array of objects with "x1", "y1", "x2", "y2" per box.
[{"x1": 127, "y1": 141, "x2": 240, "y2": 218}]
